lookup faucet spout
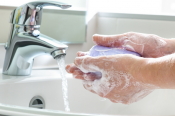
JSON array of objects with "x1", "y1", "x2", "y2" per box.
[
  {"x1": 3, "y1": 1, "x2": 71, "y2": 76},
  {"x1": 3, "y1": 25, "x2": 68, "y2": 76}
]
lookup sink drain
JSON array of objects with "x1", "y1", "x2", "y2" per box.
[{"x1": 29, "y1": 96, "x2": 45, "y2": 109}]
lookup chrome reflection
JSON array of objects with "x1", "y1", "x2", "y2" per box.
[{"x1": 3, "y1": 1, "x2": 71, "y2": 76}]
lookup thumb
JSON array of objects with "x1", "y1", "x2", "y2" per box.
[{"x1": 74, "y1": 56, "x2": 104, "y2": 73}]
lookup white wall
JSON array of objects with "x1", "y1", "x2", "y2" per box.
[
  {"x1": 0, "y1": 0, "x2": 86, "y2": 8},
  {"x1": 0, "y1": 6, "x2": 86, "y2": 43},
  {"x1": 88, "y1": 0, "x2": 162, "y2": 14},
  {"x1": 88, "y1": 0, "x2": 175, "y2": 15},
  {"x1": 97, "y1": 16, "x2": 175, "y2": 38}
]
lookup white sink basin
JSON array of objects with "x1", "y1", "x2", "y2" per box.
[{"x1": 0, "y1": 69, "x2": 175, "y2": 115}]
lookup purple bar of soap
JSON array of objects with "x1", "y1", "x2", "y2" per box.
[{"x1": 89, "y1": 45, "x2": 141, "y2": 57}]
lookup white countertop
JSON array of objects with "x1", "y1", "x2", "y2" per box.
[{"x1": 0, "y1": 69, "x2": 73, "y2": 83}]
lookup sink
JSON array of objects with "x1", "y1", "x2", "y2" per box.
[
  {"x1": 0, "y1": 69, "x2": 175, "y2": 115},
  {"x1": 0, "y1": 69, "x2": 67, "y2": 111}
]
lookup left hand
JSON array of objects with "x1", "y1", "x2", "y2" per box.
[{"x1": 92, "y1": 32, "x2": 174, "y2": 58}]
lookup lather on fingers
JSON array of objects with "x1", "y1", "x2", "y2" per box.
[
  {"x1": 93, "y1": 32, "x2": 168, "y2": 58},
  {"x1": 66, "y1": 63, "x2": 79, "y2": 73},
  {"x1": 73, "y1": 70, "x2": 101, "y2": 81},
  {"x1": 77, "y1": 51, "x2": 89, "y2": 57}
]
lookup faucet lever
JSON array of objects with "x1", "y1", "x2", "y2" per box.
[
  {"x1": 3, "y1": 1, "x2": 70, "y2": 76},
  {"x1": 27, "y1": 1, "x2": 72, "y2": 9},
  {"x1": 10, "y1": 1, "x2": 71, "y2": 26}
]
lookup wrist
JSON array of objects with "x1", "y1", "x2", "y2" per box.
[
  {"x1": 139, "y1": 56, "x2": 175, "y2": 89},
  {"x1": 131, "y1": 57, "x2": 159, "y2": 88},
  {"x1": 130, "y1": 56, "x2": 148, "y2": 83}
]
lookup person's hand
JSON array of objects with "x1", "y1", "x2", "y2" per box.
[
  {"x1": 66, "y1": 32, "x2": 175, "y2": 104},
  {"x1": 93, "y1": 32, "x2": 174, "y2": 58},
  {"x1": 66, "y1": 53, "x2": 157, "y2": 104}
]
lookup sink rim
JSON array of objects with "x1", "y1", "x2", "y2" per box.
[
  {"x1": 0, "y1": 103, "x2": 97, "y2": 116},
  {"x1": 0, "y1": 69, "x2": 73, "y2": 84}
]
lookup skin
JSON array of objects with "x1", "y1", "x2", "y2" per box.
[
  {"x1": 66, "y1": 32, "x2": 175, "y2": 104},
  {"x1": 92, "y1": 32, "x2": 175, "y2": 58}
]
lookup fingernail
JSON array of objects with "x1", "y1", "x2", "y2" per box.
[
  {"x1": 77, "y1": 51, "x2": 81, "y2": 56},
  {"x1": 65, "y1": 65, "x2": 70, "y2": 73},
  {"x1": 77, "y1": 51, "x2": 88, "y2": 57},
  {"x1": 93, "y1": 34, "x2": 100, "y2": 43}
]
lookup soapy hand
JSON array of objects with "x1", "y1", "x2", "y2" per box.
[
  {"x1": 66, "y1": 53, "x2": 157, "y2": 104},
  {"x1": 93, "y1": 32, "x2": 171, "y2": 58},
  {"x1": 66, "y1": 32, "x2": 175, "y2": 104}
]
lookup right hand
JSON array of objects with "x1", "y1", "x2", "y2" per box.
[
  {"x1": 66, "y1": 53, "x2": 157, "y2": 104},
  {"x1": 66, "y1": 32, "x2": 174, "y2": 104},
  {"x1": 93, "y1": 32, "x2": 173, "y2": 58}
]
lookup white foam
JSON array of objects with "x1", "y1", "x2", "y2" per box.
[
  {"x1": 76, "y1": 48, "x2": 158, "y2": 104},
  {"x1": 124, "y1": 32, "x2": 167, "y2": 56}
]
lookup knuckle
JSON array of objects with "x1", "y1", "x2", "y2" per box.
[
  {"x1": 84, "y1": 56, "x2": 94, "y2": 66},
  {"x1": 126, "y1": 32, "x2": 136, "y2": 36},
  {"x1": 110, "y1": 99, "x2": 118, "y2": 103}
]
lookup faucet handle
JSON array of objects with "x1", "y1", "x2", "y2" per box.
[
  {"x1": 10, "y1": 1, "x2": 71, "y2": 26},
  {"x1": 27, "y1": 1, "x2": 72, "y2": 10}
]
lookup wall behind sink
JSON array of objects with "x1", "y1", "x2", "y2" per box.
[
  {"x1": 0, "y1": 6, "x2": 97, "y2": 69},
  {"x1": 97, "y1": 14, "x2": 175, "y2": 38},
  {"x1": 0, "y1": 6, "x2": 86, "y2": 43},
  {"x1": 1, "y1": 7, "x2": 175, "y2": 69}
]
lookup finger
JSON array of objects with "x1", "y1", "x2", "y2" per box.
[
  {"x1": 73, "y1": 70, "x2": 85, "y2": 80},
  {"x1": 109, "y1": 99, "x2": 122, "y2": 103},
  {"x1": 83, "y1": 78, "x2": 115, "y2": 97},
  {"x1": 66, "y1": 63, "x2": 80, "y2": 73},
  {"x1": 87, "y1": 72, "x2": 102, "y2": 80},
  {"x1": 83, "y1": 80, "x2": 103, "y2": 96},
  {"x1": 83, "y1": 81, "x2": 97, "y2": 94},
  {"x1": 93, "y1": 33, "x2": 144, "y2": 55},
  {"x1": 93, "y1": 34, "x2": 127, "y2": 47},
  {"x1": 122, "y1": 40, "x2": 144, "y2": 55},
  {"x1": 74, "y1": 56, "x2": 113, "y2": 73},
  {"x1": 83, "y1": 72, "x2": 102, "y2": 81},
  {"x1": 110, "y1": 99, "x2": 117, "y2": 103},
  {"x1": 73, "y1": 70, "x2": 102, "y2": 81},
  {"x1": 77, "y1": 51, "x2": 89, "y2": 57}
]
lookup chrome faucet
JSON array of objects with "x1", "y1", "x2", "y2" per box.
[{"x1": 3, "y1": 1, "x2": 71, "y2": 76}]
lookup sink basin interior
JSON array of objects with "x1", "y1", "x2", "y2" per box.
[{"x1": 0, "y1": 69, "x2": 175, "y2": 115}]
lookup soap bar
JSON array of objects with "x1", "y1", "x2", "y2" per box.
[{"x1": 89, "y1": 45, "x2": 141, "y2": 57}]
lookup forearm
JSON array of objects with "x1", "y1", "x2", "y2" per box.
[{"x1": 141, "y1": 53, "x2": 175, "y2": 89}]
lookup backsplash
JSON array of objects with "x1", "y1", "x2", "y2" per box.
[
  {"x1": 0, "y1": 6, "x2": 86, "y2": 44},
  {"x1": 97, "y1": 15, "x2": 175, "y2": 38},
  {"x1": 1, "y1": 7, "x2": 175, "y2": 69}
]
